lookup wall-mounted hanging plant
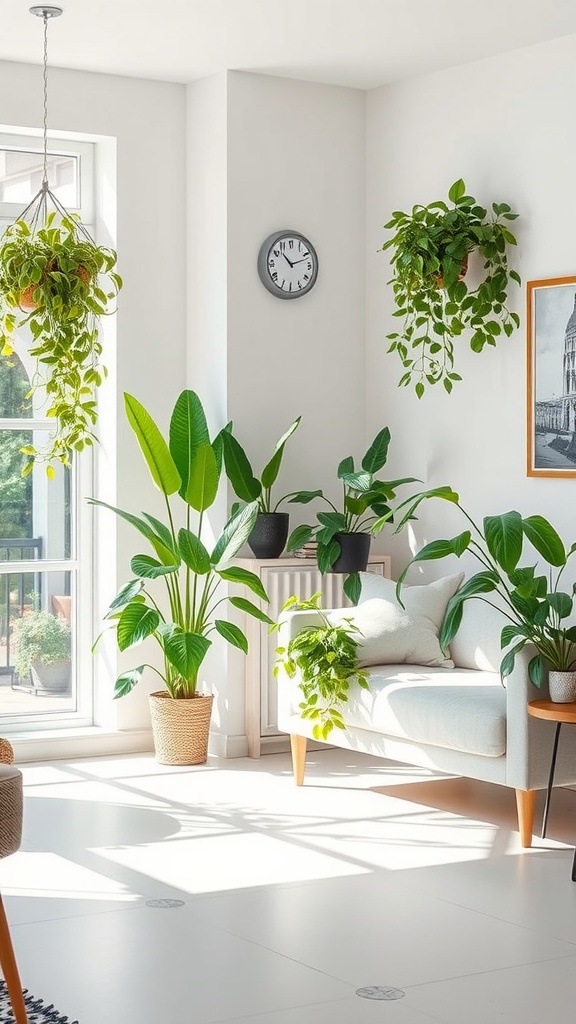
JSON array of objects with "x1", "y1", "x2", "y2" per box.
[{"x1": 381, "y1": 179, "x2": 521, "y2": 397}]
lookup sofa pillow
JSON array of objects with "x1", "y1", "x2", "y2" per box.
[{"x1": 329, "y1": 571, "x2": 464, "y2": 669}]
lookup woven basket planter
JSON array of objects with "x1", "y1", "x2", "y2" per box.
[{"x1": 148, "y1": 691, "x2": 214, "y2": 765}]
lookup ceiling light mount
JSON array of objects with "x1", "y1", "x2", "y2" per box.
[{"x1": 29, "y1": 6, "x2": 63, "y2": 18}]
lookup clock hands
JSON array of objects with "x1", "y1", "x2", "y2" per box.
[{"x1": 282, "y1": 253, "x2": 310, "y2": 269}]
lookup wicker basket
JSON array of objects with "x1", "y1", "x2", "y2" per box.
[{"x1": 148, "y1": 691, "x2": 214, "y2": 765}]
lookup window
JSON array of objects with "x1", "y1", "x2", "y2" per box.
[{"x1": 0, "y1": 129, "x2": 98, "y2": 731}]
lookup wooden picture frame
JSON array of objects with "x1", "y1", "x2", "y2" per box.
[{"x1": 527, "y1": 276, "x2": 576, "y2": 477}]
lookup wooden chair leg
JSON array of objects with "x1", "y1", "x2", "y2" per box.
[
  {"x1": 290, "y1": 734, "x2": 306, "y2": 786},
  {"x1": 0, "y1": 894, "x2": 27, "y2": 1024},
  {"x1": 515, "y1": 788, "x2": 535, "y2": 848}
]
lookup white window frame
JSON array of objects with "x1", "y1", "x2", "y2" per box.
[{"x1": 0, "y1": 127, "x2": 99, "y2": 732}]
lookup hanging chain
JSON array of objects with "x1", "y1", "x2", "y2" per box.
[{"x1": 42, "y1": 12, "x2": 49, "y2": 190}]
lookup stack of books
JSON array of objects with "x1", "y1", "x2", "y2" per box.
[{"x1": 293, "y1": 542, "x2": 318, "y2": 559}]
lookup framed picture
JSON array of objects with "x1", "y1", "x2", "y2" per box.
[{"x1": 527, "y1": 276, "x2": 576, "y2": 477}]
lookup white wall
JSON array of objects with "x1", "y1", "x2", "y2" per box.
[
  {"x1": 365, "y1": 33, "x2": 576, "y2": 583},
  {"x1": 0, "y1": 60, "x2": 187, "y2": 749},
  {"x1": 186, "y1": 70, "x2": 366, "y2": 753}
]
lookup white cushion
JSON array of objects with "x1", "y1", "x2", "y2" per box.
[
  {"x1": 341, "y1": 664, "x2": 506, "y2": 757},
  {"x1": 331, "y1": 571, "x2": 464, "y2": 668}
]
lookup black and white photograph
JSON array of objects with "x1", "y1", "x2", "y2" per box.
[{"x1": 527, "y1": 276, "x2": 576, "y2": 476}]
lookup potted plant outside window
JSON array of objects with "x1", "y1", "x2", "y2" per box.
[
  {"x1": 285, "y1": 426, "x2": 418, "y2": 601},
  {"x1": 92, "y1": 390, "x2": 274, "y2": 765},
  {"x1": 0, "y1": 213, "x2": 122, "y2": 473},
  {"x1": 220, "y1": 416, "x2": 301, "y2": 558},
  {"x1": 381, "y1": 179, "x2": 521, "y2": 397},
  {"x1": 388, "y1": 486, "x2": 576, "y2": 702},
  {"x1": 12, "y1": 609, "x2": 71, "y2": 693}
]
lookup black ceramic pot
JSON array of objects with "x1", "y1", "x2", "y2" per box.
[
  {"x1": 248, "y1": 512, "x2": 290, "y2": 558},
  {"x1": 330, "y1": 532, "x2": 371, "y2": 574}
]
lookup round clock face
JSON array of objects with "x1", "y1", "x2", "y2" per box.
[{"x1": 257, "y1": 231, "x2": 318, "y2": 299}]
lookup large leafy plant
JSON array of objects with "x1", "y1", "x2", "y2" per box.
[
  {"x1": 286, "y1": 426, "x2": 417, "y2": 599},
  {"x1": 390, "y1": 487, "x2": 576, "y2": 684},
  {"x1": 0, "y1": 213, "x2": 122, "y2": 473},
  {"x1": 221, "y1": 415, "x2": 301, "y2": 512},
  {"x1": 92, "y1": 390, "x2": 273, "y2": 699},
  {"x1": 381, "y1": 179, "x2": 520, "y2": 396},
  {"x1": 273, "y1": 593, "x2": 369, "y2": 740}
]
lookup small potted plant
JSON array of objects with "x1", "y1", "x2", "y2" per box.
[
  {"x1": 92, "y1": 389, "x2": 274, "y2": 765},
  {"x1": 221, "y1": 415, "x2": 301, "y2": 558},
  {"x1": 12, "y1": 609, "x2": 71, "y2": 693},
  {"x1": 381, "y1": 179, "x2": 521, "y2": 396},
  {"x1": 0, "y1": 213, "x2": 122, "y2": 473},
  {"x1": 390, "y1": 486, "x2": 576, "y2": 702},
  {"x1": 285, "y1": 426, "x2": 418, "y2": 601},
  {"x1": 273, "y1": 593, "x2": 369, "y2": 740}
]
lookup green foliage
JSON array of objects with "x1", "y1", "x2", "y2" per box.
[
  {"x1": 92, "y1": 390, "x2": 274, "y2": 700},
  {"x1": 381, "y1": 180, "x2": 521, "y2": 396},
  {"x1": 273, "y1": 593, "x2": 369, "y2": 740},
  {"x1": 221, "y1": 415, "x2": 301, "y2": 512},
  {"x1": 285, "y1": 426, "x2": 418, "y2": 589},
  {"x1": 0, "y1": 213, "x2": 122, "y2": 472},
  {"x1": 12, "y1": 610, "x2": 71, "y2": 678},
  {"x1": 393, "y1": 488, "x2": 576, "y2": 685}
]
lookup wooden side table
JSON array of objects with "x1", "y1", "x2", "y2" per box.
[{"x1": 527, "y1": 699, "x2": 576, "y2": 880}]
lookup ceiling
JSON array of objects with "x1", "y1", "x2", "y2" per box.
[{"x1": 2, "y1": 0, "x2": 576, "y2": 89}]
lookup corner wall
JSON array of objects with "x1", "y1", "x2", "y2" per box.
[{"x1": 365, "y1": 34, "x2": 576, "y2": 580}]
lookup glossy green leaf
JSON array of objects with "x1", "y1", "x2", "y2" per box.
[
  {"x1": 117, "y1": 603, "x2": 160, "y2": 651},
  {"x1": 90, "y1": 499, "x2": 176, "y2": 566},
  {"x1": 522, "y1": 515, "x2": 566, "y2": 567},
  {"x1": 547, "y1": 592, "x2": 573, "y2": 619},
  {"x1": 339, "y1": 471, "x2": 372, "y2": 493},
  {"x1": 229, "y1": 596, "x2": 274, "y2": 624},
  {"x1": 178, "y1": 529, "x2": 211, "y2": 574},
  {"x1": 114, "y1": 666, "x2": 145, "y2": 698},
  {"x1": 163, "y1": 630, "x2": 211, "y2": 679},
  {"x1": 187, "y1": 443, "x2": 219, "y2": 512},
  {"x1": 211, "y1": 502, "x2": 259, "y2": 566},
  {"x1": 131, "y1": 555, "x2": 179, "y2": 579},
  {"x1": 124, "y1": 393, "x2": 181, "y2": 496},
  {"x1": 318, "y1": 538, "x2": 340, "y2": 573},
  {"x1": 108, "y1": 579, "x2": 144, "y2": 612},
  {"x1": 287, "y1": 490, "x2": 323, "y2": 504},
  {"x1": 343, "y1": 572, "x2": 361, "y2": 604},
  {"x1": 215, "y1": 620, "x2": 249, "y2": 653},
  {"x1": 217, "y1": 566, "x2": 269, "y2": 602},
  {"x1": 483, "y1": 511, "x2": 523, "y2": 574},
  {"x1": 261, "y1": 415, "x2": 301, "y2": 489},
  {"x1": 361, "y1": 427, "x2": 391, "y2": 473},
  {"x1": 221, "y1": 431, "x2": 261, "y2": 502},
  {"x1": 528, "y1": 653, "x2": 545, "y2": 687},
  {"x1": 286, "y1": 524, "x2": 316, "y2": 552},
  {"x1": 168, "y1": 390, "x2": 211, "y2": 499},
  {"x1": 337, "y1": 456, "x2": 354, "y2": 478}
]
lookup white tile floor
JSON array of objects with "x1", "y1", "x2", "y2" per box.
[{"x1": 2, "y1": 747, "x2": 576, "y2": 1024}]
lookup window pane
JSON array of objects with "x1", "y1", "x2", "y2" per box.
[
  {"x1": 0, "y1": 351, "x2": 32, "y2": 418},
  {"x1": 0, "y1": 149, "x2": 79, "y2": 207},
  {"x1": 0, "y1": 569, "x2": 76, "y2": 716},
  {"x1": 0, "y1": 431, "x2": 72, "y2": 559}
]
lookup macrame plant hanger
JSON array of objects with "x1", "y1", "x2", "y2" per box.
[{"x1": 21, "y1": 6, "x2": 92, "y2": 243}]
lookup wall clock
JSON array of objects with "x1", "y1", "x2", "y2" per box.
[{"x1": 257, "y1": 230, "x2": 318, "y2": 299}]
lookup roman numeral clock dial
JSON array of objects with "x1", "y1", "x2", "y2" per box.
[{"x1": 257, "y1": 230, "x2": 318, "y2": 299}]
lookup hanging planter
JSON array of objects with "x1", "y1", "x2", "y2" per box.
[
  {"x1": 0, "y1": 6, "x2": 122, "y2": 475},
  {"x1": 381, "y1": 179, "x2": 521, "y2": 397}
]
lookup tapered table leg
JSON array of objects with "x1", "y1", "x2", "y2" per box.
[{"x1": 541, "y1": 723, "x2": 561, "y2": 839}]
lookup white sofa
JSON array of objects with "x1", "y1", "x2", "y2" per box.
[{"x1": 277, "y1": 582, "x2": 576, "y2": 847}]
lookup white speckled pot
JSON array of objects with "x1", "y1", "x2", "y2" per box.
[{"x1": 548, "y1": 671, "x2": 576, "y2": 703}]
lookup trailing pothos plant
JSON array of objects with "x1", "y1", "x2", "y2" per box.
[
  {"x1": 381, "y1": 179, "x2": 520, "y2": 397},
  {"x1": 387, "y1": 486, "x2": 576, "y2": 685},
  {"x1": 0, "y1": 213, "x2": 122, "y2": 474},
  {"x1": 273, "y1": 593, "x2": 369, "y2": 740},
  {"x1": 286, "y1": 426, "x2": 418, "y2": 601},
  {"x1": 91, "y1": 389, "x2": 273, "y2": 700}
]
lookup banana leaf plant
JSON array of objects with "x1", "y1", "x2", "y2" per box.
[
  {"x1": 221, "y1": 415, "x2": 301, "y2": 512},
  {"x1": 386, "y1": 487, "x2": 576, "y2": 685},
  {"x1": 285, "y1": 426, "x2": 418, "y2": 602},
  {"x1": 91, "y1": 390, "x2": 273, "y2": 699}
]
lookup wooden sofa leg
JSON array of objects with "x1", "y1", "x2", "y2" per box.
[
  {"x1": 515, "y1": 789, "x2": 535, "y2": 848},
  {"x1": 290, "y1": 735, "x2": 306, "y2": 786}
]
